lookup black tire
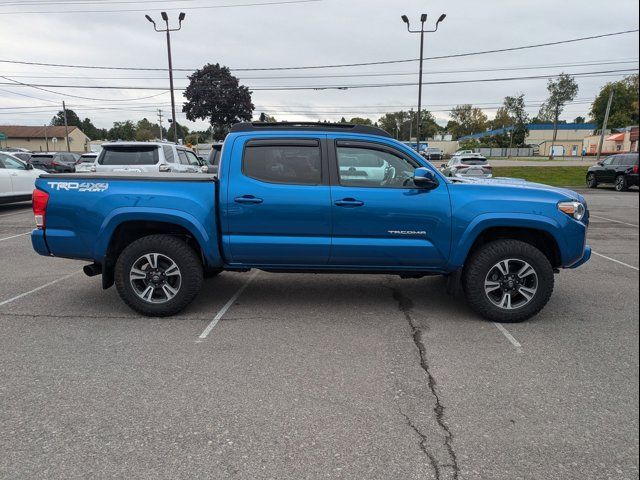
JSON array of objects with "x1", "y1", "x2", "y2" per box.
[
  {"x1": 462, "y1": 239, "x2": 554, "y2": 323},
  {"x1": 586, "y1": 173, "x2": 598, "y2": 189},
  {"x1": 615, "y1": 174, "x2": 628, "y2": 192},
  {"x1": 115, "y1": 234, "x2": 203, "y2": 317}
]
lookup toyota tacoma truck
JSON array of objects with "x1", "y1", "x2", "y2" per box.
[{"x1": 30, "y1": 122, "x2": 591, "y2": 322}]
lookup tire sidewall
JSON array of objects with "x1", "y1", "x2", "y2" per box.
[
  {"x1": 586, "y1": 173, "x2": 597, "y2": 188},
  {"x1": 463, "y1": 240, "x2": 554, "y2": 323},
  {"x1": 115, "y1": 235, "x2": 203, "y2": 317}
]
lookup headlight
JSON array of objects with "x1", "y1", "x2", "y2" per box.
[{"x1": 558, "y1": 201, "x2": 586, "y2": 221}]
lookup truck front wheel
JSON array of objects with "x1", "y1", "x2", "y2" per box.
[
  {"x1": 462, "y1": 240, "x2": 554, "y2": 323},
  {"x1": 115, "y1": 234, "x2": 203, "y2": 317}
]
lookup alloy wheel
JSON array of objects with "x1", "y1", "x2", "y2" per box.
[
  {"x1": 129, "y1": 253, "x2": 182, "y2": 304},
  {"x1": 484, "y1": 258, "x2": 538, "y2": 310}
]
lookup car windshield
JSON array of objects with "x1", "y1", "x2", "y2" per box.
[{"x1": 99, "y1": 146, "x2": 159, "y2": 165}]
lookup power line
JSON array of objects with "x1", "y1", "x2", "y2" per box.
[
  {"x1": 2, "y1": 59, "x2": 637, "y2": 81},
  {"x1": 0, "y1": 0, "x2": 320, "y2": 15},
  {"x1": 0, "y1": 29, "x2": 636, "y2": 72},
  {"x1": 0, "y1": 69, "x2": 634, "y2": 92},
  {"x1": 0, "y1": 75, "x2": 170, "y2": 101}
]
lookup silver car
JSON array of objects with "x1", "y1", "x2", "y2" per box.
[
  {"x1": 94, "y1": 142, "x2": 205, "y2": 174},
  {"x1": 75, "y1": 152, "x2": 98, "y2": 173},
  {"x1": 441, "y1": 155, "x2": 493, "y2": 178}
]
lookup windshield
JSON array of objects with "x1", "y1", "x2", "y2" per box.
[
  {"x1": 99, "y1": 146, "x2": 159, "y2": 165},
  {"x1": 79, "y1": 155, "x2": 96, "y2": 164}
]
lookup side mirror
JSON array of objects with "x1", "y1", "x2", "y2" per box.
[
  {"x1": 200, "y1": 165, "x2": 209, "y2": 173},
  {"x1": 440, "y1": 163, "x2": 446, "y2": 169},
  {"x1": 413, "y1": 167, "x2": 439, "y2": 189},
  {"x1": 26, "y1": 163, "x2": 34, "y2": 170}
]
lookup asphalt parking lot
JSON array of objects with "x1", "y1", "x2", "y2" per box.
[{"x1": 0, "y1": 189, "x2": 638, "y2": 480}]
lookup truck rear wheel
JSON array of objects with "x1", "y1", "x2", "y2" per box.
[
  {"x1": 462, "y1": 239, "x2": 554, "y2": 323},
  {"x1": 115, "y1": 234, "x2": 203, "y2": 317}
]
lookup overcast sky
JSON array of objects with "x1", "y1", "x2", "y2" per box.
[{"x1": 0, "y1": 0, "x2": 638, "y2": 132}]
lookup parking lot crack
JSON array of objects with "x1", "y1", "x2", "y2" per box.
[{"x1": 391, "y1": 286, "x2": 460, "y2": 480}]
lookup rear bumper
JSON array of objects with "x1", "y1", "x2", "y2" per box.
[
  {"x1": 627, "y1": 174, "x2": 638, "y2": 186},
  {"x1": 31, "y1": 229, "x2": 50, "y2": 256},
  {"x1": 568, "y1": 245, "x2": 591, "y2": 269}
]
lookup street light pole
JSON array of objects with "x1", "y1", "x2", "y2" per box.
[
  {"x1": 401, "y1": 13, "x2": 446, "y2": 154},
  {"x1": 145, "y1": 12, "x2": 186, "y2": 144}
]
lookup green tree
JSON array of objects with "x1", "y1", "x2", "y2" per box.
[
  {"x1": 79, "y1": 117, "x2": 105, "y2": 140},
  {"x1": 348, "y1": 117, "x2": 373, "y2": 126},
  {"x1": 258, "y1": 112, "x2": 277, "y2": 123},
  {"x1": 183, "y1": 63, "x2": 254, "y2": 140},
  {"x1": 491, "y1": 107, "x2": 513, "y2": 130},
  {"x1": 540, "y1": 73, "x2": 579, "y2": 158},
  {"x1": 167, "y1": 122, "x2": 189, "y2": 142},
  {"x1": 574, "y1": 116, "x2": 586, "y2": 124},
  {"x1": 503, "y1": 94, "x2": 530, "y2": 147},
  {"x1": 589, "y1": 74, "x2": 639, "y2": 129},
  {"x1": 51, "y1": 109, "x2": 81, "y2": 128},
  {"x1": 448, "y1": 104, "x2": 488, "y2": 138},
  {"x1": 107, "y1": 121, "x2": 136, "y2": 141}
]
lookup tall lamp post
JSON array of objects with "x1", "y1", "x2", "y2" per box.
[
  {"x1": 145, "y1": 11, "x2": 186, "y2": 144},
  {"x1": 401, "y1": 13, "x2": 446, "y2": 154}
]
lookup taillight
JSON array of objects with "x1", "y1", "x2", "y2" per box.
[
  {"x1": 32, "y1": 189, "x2": 49, "y2": 229},
  {"x1": 633, "y1": 165, "x2": 638, "y2": 174}
]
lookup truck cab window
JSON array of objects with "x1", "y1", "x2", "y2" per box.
[
  {"x1": 337, "y1": 146, "x2": 416, "y2": 188},
  {"x1": 243, "y1": 145, "x2": 321, "y2": 185}
]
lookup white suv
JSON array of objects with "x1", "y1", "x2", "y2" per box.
[{"x1": 94, "y1": 142, "x2": 204, "y2": 174}]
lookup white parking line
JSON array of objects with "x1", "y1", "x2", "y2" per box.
[
  {"x1": 0, "y1": 271, "x2": 81, "y2": 308},
  {"x1": 197, "y1": 270, "x2": 259, "y2": 340},
  {"x1": 493, "y1": 322, "x2": 523, "y2": 353},
  {"x1": 590, "y1": 215, "x2": 639, "y2": 228},
  {"x1": 0, "y1": 232, "x2": 31, "y2": 242},
  {"x1": 592, "y1": 251, "x2": 639, "y2": 271}
]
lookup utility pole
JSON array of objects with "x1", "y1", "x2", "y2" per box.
[
  {"x1": 145, "y1": 12, "x2": 186, "y2": 144},
  {"x1": 401, "y1": 13, "x2": 446, "y2": 154},
  {"x1": 62, "y1": 101, "x2": 70, "y2": 152},
  {"x1": 157, "y1": 109, "x2": 164, "y2": 141},
  {"x1": 596, "y1": 89, "x2": 614, "y2": 163},
  {"x1": 44, "y1": 124, "x2": 49, "y2": 151}
]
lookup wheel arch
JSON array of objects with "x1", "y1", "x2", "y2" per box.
[
  {"x1": 95, "y1": 208, "x2": 222, "y2": 289},
  {"x1": 450, "y1": 214, "x2": 564, "y2": 270}
]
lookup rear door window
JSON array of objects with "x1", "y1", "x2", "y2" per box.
[
  {"x1": 243, "y1": 142, "x2": 322, "y2": 185},
  {"x1": 177, "y1": 150, "x2": 190, "y2": 165},
  {"x1": 163, "y1": 146, "x2": 175, "y2": 164},
  {"x1": 99, "y1": 146, "x2": 160, "y2": 165},
  {"x1": 184, "y1": 150, "x2": 201, "y2": 167}
]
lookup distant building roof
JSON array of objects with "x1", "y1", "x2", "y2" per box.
[
  {"x1": 460, "y1": 122, "x2": 597, "y2": 140},
  {"x1": 606, "y1": 133, "x2": 625, "y2": 141},
  {"x1": 0, "y1": 125, "x2": 79, "y2": 138}
]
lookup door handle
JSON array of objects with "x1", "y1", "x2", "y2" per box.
[
  {"x1": 234, "y1": 195, "x2": 263, "y2": 204},
  {"x1": 334, "y1": 198, "x2": 364, "y2": 207}
]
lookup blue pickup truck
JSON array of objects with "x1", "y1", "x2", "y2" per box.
[{"x1": 30, "y1": 123, "x2": 591, "y2": 322}]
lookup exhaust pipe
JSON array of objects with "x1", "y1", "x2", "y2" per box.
[{"x1": 83, "y1": 263, "x2": 102, "y2": 277}]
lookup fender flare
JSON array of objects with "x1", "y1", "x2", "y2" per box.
[
  {"x1": 93, "y1": 207, "x2": 222, "y2": 268},
  {"x1": 447, "y1": 213, "x2": 565, "y2": 269}
]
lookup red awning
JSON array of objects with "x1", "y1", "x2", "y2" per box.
[{"x1": 606, "y1": 133, "x2": 625, "y2": 141}]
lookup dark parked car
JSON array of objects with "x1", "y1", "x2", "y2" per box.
[
  {"x1": 204, "y1": 143, "x2": 223, "y2": 174},
  {"x1": 586, "y1": 153, "x2": 638, "y2": 192},
  {"x1": 29, "y1": 152, "x2": 77, "y2": 173},
  {"x1": 421, "y1": 147, "x2": 443, "y2": 161}
]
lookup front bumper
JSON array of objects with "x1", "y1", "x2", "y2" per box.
[{"x1": 568, "y1": 245, "x2": 591, "y2": 269}]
